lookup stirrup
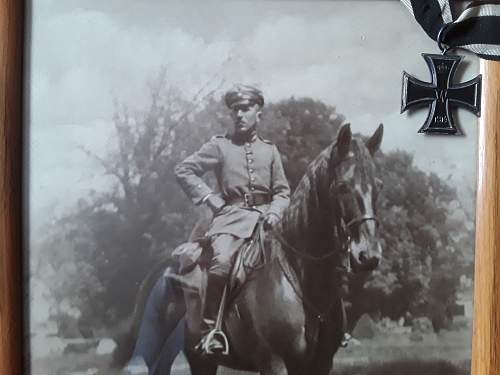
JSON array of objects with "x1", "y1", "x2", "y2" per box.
[{"x1": 199, "y1": 328, "x2": 229, "y2": 355}]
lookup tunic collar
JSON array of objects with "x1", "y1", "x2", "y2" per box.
[{"x1": 227, "y1": 129, "x2": 258, "y2": 144}]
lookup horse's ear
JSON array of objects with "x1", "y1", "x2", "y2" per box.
[
  {"x1": 365, "y1": 123, "x2": 383, "y2": 156},
  {"x1": 332, "y1": 123, "x2": 352, "y2": 161}
]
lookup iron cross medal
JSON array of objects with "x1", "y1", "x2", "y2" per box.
[{"x1": 401, "y1": 53, "x2": 481, "y2": 134}]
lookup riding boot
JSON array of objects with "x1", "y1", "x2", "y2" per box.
[{"x1": 197, "y1": 272, "x2": 228, "y2": 355}]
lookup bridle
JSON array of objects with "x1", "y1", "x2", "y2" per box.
[
  {"x1": 268, "y1": 227, "x2": 339, "y2": 261},
  {"x1": 268, "y1": 175, "x2": 380, "y2": 263},
  {"x1": 262, "y1": 142, "x2": 380, "y2": 322},
  {"x1": 345, "y1": 214, "x2": 378, "y2": 229},
  {"x1": 269, "y1": 214, "x2": 378, "y2": 263},
  {"x1": 265, "y1": 207, "x2": 379, "y2": 324}
]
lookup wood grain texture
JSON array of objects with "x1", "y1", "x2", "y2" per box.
[
  {"x1": 0, "y1": 0, "x2": 24, "y2": 375},
  {"x1": 472, "y1": 59, "x2": 500, "y2": 375},
  {"x1": 0, "y1": 1, "x2": 499, "y2": 374}
]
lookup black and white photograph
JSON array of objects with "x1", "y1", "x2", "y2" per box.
[{"x1": 27, "y1": 1, "x2": 479, "y2": 374}]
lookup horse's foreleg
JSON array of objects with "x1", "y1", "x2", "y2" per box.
[
  {"x1": 184, "y1": 349, "x2": 218, "y2": 375},
  {"x1": 304, "y1": 364, "x2": 333, "y2": 375},
  {"x1": 259, "y1": 357, "x2": 288, "y2": 375},
  {"x1": 302, "y1": 351, "x2": 334, "y2": 375}
]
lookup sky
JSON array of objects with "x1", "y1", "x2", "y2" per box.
[{"x1": 27, "y1": 0, "x2": 480, "y2": 228}]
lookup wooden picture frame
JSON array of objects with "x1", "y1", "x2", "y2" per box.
[
  {"x1": 0, "y1": 1, "x2": 498, "y2": 374},
  {"x1": 0, "y1": 0, "x2": 24, "y2": 374}
]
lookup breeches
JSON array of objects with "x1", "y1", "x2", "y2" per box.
[{"x1": 209, "y1": 234, "x2": 245, "y2": 277}]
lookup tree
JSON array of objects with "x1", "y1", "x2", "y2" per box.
[
  {"x1": 37, "y1": 78, "x2": 347, "y2": 329},
  {"x1": 352, "y1": 150, "x2": 474, "y2": 328},
  {"x1": 36, "y1": 76, "x2": 474, "y2": 333}
]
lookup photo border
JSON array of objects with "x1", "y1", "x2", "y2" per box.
[{"x1": 1, "y1": 1, "x2": 499, "y2": 374}]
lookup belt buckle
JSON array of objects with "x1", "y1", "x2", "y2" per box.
[{"x1": 244, "y1": 192, "x2": 253, "y2": 207}]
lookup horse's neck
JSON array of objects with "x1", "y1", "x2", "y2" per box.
[
  {"x1": 279, "y1": 160, "x2": 338, "y2": 256},
  {"x1": 302, "y1": 257, "x2": 339, "y2": 313},
  {"x1": 274, "y1": 228, "x2": 339, "y2": 314},
  {"x1": 274, "y1": 151, "x2": 341, "y2": 312},
  {"x1": 280, "y1": 178, "x2": 328, "y2": 250},
  {"x1": 276, "y1": 202, "x2": 340, "y2": 314}
]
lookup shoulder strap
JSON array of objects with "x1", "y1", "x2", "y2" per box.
[{"x1": 258, "y1": 136, "x2": 273, "y2": 145}]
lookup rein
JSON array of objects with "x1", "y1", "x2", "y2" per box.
[
  {"x1": 257, "y1": 214, "x2": 378, "y2": 323},
  {"x1": 258, "y1": 224, "x2": 339, "y2": 322},
  {"x1": 269, "y1": 228, "x2": 339, "y2": 261},
  {"x1": 265, "y1": 213, "x2": 378, "y2": 263},
  {"x1": 254, "y1": 141, "x2": 379, "y2": 323},
  {"x1": 277, "y1": 251, "x2": 336, "y2": 323}
]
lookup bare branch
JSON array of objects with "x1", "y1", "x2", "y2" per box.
[{"x1": 77, "y1": 145, "x2": 134, "y2": 201}]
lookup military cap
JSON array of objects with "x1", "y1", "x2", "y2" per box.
[{"x1": 224, "y1": 84, "x2": 264, "y2": 109}]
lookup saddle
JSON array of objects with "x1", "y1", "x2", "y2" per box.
[{"x1": 171, "y1": 222, "x2": 268, "y2": 299}]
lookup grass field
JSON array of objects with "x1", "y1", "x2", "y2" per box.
[
  {"x1": 334, "y1": 329, "x2": 471, "y2": 369},
  {"x1": 30, "y1": 329, "x2": 472, "y2": 374}
]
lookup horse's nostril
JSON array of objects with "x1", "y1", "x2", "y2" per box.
[{"x1": 359, "y1": 251, "x2": 367, "y2": 262}]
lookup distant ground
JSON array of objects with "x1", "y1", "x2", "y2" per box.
[{"x1": 30, "y1": 329, "x2": 472, "y2": 375}]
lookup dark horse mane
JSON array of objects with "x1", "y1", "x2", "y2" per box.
[
  {"x1": 282, "y1": 147, "x2": 332, "y2": 229},
  {"x1": 279, "y1": 142, "x2": 340, "y2": 258}
]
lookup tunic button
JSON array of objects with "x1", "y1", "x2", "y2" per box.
[
  {"x1": 249, "y1": 168, "x2": 254, "y2": 173},
  {"x1": 245, "y1": 142, "x2": 250, "y2": 146},
  {"x1": 248, "y1": 159, "x2": 253, "y2": 164},
  {"x1": 251, "y1": 177, "x2": 255, "y2": 182},
  {"x1": 251, "y1": 187, "x2": 255, "y2": 191}
]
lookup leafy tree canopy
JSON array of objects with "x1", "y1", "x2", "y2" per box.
[{"x1": 35, "y1": 78, "x2": 474, "y2": 333}]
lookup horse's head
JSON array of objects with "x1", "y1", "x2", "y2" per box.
[{"x1": 328, "y1": 123, "x2": 383, "y2": 272}]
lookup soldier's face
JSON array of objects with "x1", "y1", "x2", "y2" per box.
[{"x1": 231, "y1": 103, "x2": 261, "y2": 133}]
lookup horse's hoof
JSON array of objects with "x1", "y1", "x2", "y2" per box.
[{"x1": 122, "y1": 356, "x2": 148, "y2": 375}]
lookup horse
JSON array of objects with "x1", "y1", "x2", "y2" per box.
[{"x1": 117, "y1": 123, "x2": 384, "y2": 375}]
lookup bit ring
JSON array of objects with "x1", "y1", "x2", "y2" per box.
[{"x1": 437, "y1": 23, "x2": 452, "y2": 54}]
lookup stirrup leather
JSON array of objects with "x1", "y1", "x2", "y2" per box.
[
  {"x1": 340, "y1": 332, "x2": 352, "y2": 348},
  {"x1": 197, "y1": 284, "x2": 230, "y2": 355}
]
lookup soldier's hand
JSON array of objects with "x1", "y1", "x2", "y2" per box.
[
  {"x1": 263, "y1": 212, "x2": 280, "y2": 230},
  {"x1": 205, "y1": 194, "x2": 226, "y2": 214}
]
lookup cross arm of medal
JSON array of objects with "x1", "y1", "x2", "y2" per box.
[{"x1": 401, "y1": 52, "x2": 481, "y2": 135}]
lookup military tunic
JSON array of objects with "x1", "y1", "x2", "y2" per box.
[
  {"x1": 175, "y1": 133, "x2": 291, "y2": 239},
  {"x1": 175, "y1": 132, "x2": 290, "y2": 277}
]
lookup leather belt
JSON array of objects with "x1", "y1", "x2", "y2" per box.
[{"x1": 227, "y1": 192, "x2": 271, "y2": 207}]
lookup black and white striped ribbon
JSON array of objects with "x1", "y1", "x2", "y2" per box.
[{"x1": 401, "y1": 0, "x2": 500, "y2": 61}]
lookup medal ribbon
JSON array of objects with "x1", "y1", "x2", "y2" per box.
[{"x1": 400, "y1": 0, "x2": 500, "y2": 61}]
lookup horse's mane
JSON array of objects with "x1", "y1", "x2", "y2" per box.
[
  {"x1": 279, "y1": 136, "x2": 373, "y2": 254},
  {"x1": 280, "y1": 144, "x2": 335, "y2": 252}
]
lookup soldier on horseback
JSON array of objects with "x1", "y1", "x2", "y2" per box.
[
  {"x1": 122, "y1": 109, "x2": 383, "y2": 373},
  {"x1": 174, "y1": 85, "x2": 291, "y2": 355}
]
